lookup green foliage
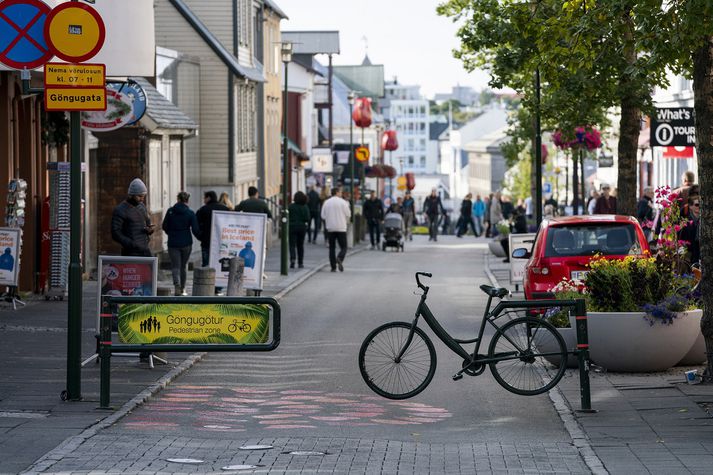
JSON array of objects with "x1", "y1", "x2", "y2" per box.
[
  {"x1": 503, "y1": 151, "x2": 532, "y2": 201},
  {"x1": 429, "y1": 99, "x2": 480, "y2": 123}
]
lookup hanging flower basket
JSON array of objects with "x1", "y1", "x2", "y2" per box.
[
  {"x1": 552, "y1": 126, "x2": 602, "y2": 151},
  {"x1": 382, "y1": 130, "x2": 398, "y2": 151},
  {"x1": 365, "y1": 165, "x2": 385, "y2": 178}
]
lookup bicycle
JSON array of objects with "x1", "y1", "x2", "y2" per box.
[
  {"x1": 228, "y1": 319, "x2": 251, "y2": 333},
  {"x1": 358, "y1": 272, "x2": 568, "y2": 399}
]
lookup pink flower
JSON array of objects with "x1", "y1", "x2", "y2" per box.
[{"x1": 674, "y1": 224, "x2": 682, "y2": 232}]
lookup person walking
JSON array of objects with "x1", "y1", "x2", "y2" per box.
[
  {"x1": 321, "y1": 188, "x2": 351, "y2": 272},
  {"x1": 423, "y1": 188, "x2": 445, "y2": 242},
  {"x1": 483, "y1": 194, "x2": 492, "y2": 237},
  {"x1": 307, "y1": 186, "x2": 322, "y2": 243},
  {"x1": 111, "y1": 178, "x2": 154, "y2": 257},
  {"x1": 235, "y1": 186, "x2": 273, "y2": 218},
  {"x1": 363, "y1": 191, "x2": 384, "y2": 249},
  {"x1": 472, "y1": 194, "x2": 485, "y2": 237},
  {"x1": 636, "y1": 187, "x2": 655, "y2": 231},
  {"x1": 457, "y1": 193, "x2": 477, "y2": 237},
  {"x1": 490, "y1": 191, "x2": 504, "y2": 237},
  {"x1": 401, "y1": 191, "x2": 415, "y2": 241},
  {"x1": 162, "y1": 191, "x2": 200, "y2": 295},
  {"x1": 593, "y1": 184, "x2": 617, "y2": 214},
  {"x1": 196, "y1": 191, "x2": 229, "y2": 266},
  {"x1": 288, "y1": 191, "x2": 310, "y2": 269},
  {"x1": 587, "y1": 190, "x2": 600, "y2": 215},
  {"x1": 680, "y1": 193, "x2": 701, "y2": 266},
  {"x1": 218, "y1": 192, "x2": 234, "y2": 210}
]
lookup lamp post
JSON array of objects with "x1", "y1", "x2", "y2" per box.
[
  {"x1": 348, "y1": 91, "x2": 356, "y2": 222},
  {"x1": 280, "y1": 41, "x2": 293, "y2": 276}
]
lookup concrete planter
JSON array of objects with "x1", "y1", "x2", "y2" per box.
[
  {"x1": 488, "y1": 237, "x2": 507, "y2": 258},
  {"x1": 588, "y1": 310, "x2": 701, "y2": 372},
  {"x1": 539, "y1": 316, "x2": 579, "y2": 369},
  {"x1": 678, "y1": 310, "x2": 706, "y2": 365}
]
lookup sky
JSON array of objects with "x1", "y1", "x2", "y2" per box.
[{"x1": 275, "y1": 0, "x2": 492, "y2": 99}]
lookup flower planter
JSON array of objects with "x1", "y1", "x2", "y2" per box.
[
  {"x1": 678, "y1": 310, "x2": 706, "y2": 365},
  {"x1": 539, "y1": 316, "x2": 579, "y2": 369},
  {"x1": 587, "y1": 310, "x2": 701, "y2": 372},
  {"x1": 488, "y1": 238, "x2": 507, "y2": 258}
]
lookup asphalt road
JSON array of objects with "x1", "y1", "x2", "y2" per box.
[{"x1": 103, "y1": 236, "x2": 573, "y2": 444}]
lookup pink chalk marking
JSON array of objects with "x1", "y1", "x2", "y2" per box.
[
  {"x1": 220, "y1": 397, "x2": 268, "y2": 404},
  {"x1": 263, "y1": 424, "x2": 317, "y2": 429},
  {"x1": 279, "y1": 389, "x2": 322, "y2": 394}
]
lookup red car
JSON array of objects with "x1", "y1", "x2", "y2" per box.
[{"x1": 513, "y1": 215, "x2": 650, "y2": 299}]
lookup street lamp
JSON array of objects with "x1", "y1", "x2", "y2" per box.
[
  {"x1": 280, "y1": 41, "x2": 293, "y2": 276},
  {"x1": 348, "y1": 91, "x2": 356, "y2": 222}
]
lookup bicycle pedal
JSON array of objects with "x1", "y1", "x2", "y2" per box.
[{"x1": 452, "y1": 373, "x2": 463, "y2": 381}]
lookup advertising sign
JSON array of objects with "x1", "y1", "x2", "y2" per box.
[
  {"x1": 0, "y1": 0, "x2": 52, "y2": 70},
  {"x1": 663, "y1": 146, "x2": 694, "y2": 159},
  {"x1": 310, "y1": 147, "x2": 333, "y2": 173},
  {"x1": 650, "y1": 107, "x2": 696, "y2": 147},
  {"x1": 107, "y1": 80, "x2": 147, "y2": 125},
  {"x1": 210, "y1": 211, "x2": 267, "y2": 290},
  {"x1": 97, "y1": 255, "x2": 157, "y2": 330},
  {"x1": 509, "y1": 233, "x2": 536, "y2": 286},
  {"x1": 80, "y1": 87, "x2": 134, "y2": 131},
  {"x1": 117, "y1": 301, "x2": 271, "y2": 345},
  {"x1": 0, "y1": 228, "x2": 21, "y2": 286}
]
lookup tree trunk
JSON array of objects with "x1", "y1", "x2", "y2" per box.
[{"x1": 693, "y1": 36, "x2": 713, "y2": 381}]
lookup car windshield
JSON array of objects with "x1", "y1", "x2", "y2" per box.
[{"x1": 545, "y1": 223, "x2": 641, "y2": 257}]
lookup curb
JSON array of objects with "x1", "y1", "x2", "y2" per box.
[
  {"x1": 484, "y1": 252, "x2": 608, "y2": 475},
  {"x1": 23, "y1": 243, "x2": 368, "y2": 474}
]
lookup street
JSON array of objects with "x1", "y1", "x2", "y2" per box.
[{"x1": 37, "y1": 237, "x2": 589, "y2": 473}]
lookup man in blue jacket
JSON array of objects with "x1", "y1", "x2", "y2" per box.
[{"x1": 162, "y1": 191, "x2": 200, "y2": 295}]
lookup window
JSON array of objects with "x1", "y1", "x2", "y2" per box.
[
  {"x1": 420, "y1": 156, "x2": 426, "y2": 167},
  {"x1": 545, "y1": 224, "x2": 639, "y2": 257},
  {"x1": 238, "y1": 0, "x2": 252, "y2": 47},
  {"x1": 408, "y1": 156, "x2": 414, "y2": 165},
  {"x1": 419, "y1": 139, "x2": 426, "y2": 149},
  {"x1": 407, "y1": 139, "x2": 414, "y2": 151},
  {"x1": 236, "y1": 84, "x2": 256, "y2": 153}
]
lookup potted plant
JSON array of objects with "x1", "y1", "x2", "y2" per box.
[
  {"x1": 541, "y1": 278, "x2": 588, "y2": 368},
  {"x1": 488, "y1": 220, "x2": 511, "y2": 258}
]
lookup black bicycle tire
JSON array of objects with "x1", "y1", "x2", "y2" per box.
[
  {"x1": 358, "y1": 321, "x2": 437, "y2": 400},
  {"x1": 487, "y1": 316, "x2": 567, "y2": 396}
]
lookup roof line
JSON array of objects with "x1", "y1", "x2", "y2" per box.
[
  {"x1": 282, "y1": 30, "x2": 340, "y2": 34},
  {"x1": 263, "y1": 0, "x2": 288, "y2": 19},
  {"x1": 169, "y1": 0, "x2": 264, "y2": 83}
]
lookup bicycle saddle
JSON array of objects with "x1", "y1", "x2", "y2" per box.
[{"x1": 479, "y1": 284, "x2": 509, "y2": 298}]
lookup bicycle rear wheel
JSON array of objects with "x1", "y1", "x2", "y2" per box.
[
  {"x1": 488, "y1": 316, "x2": 567, "y2": 396},
  {"x1": 359, "y1": 322, "x2": 436, "y2": 400}
]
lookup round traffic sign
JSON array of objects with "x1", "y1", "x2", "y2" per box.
[
  {"x1": 0, "y1": 0, "x2": 52, "y2": 69},
  {"x1": 355, "y1": 146, "x2": 370, "y2": 163},
  {"x1": 44, "y1": 2, "x2": 105, "y2": 63}
]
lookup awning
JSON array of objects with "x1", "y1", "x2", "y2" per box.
[{"x1": 281, "y1": 135, "x2": 308, "y2": 160}]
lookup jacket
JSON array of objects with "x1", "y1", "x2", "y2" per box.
[
  {"x1": 460, "y1": 199, "x2": 473, "y2": 217},
  {"x1": 321, "y1": 196, "x2": 351, "y2": 232},
  {"x1": 162, "y1": 202, "x2": 200, "y2": 248},
  {"x1": 402, "y1": 197, "x2": 415, "y2": 213},
  {"x1": 111, "y1": 199, "x2": 151, "y2": 256},
  {"x1": 636, "y1": 196, "x2": 655, "y2": 223},
  {"x1": 196, "y1": 200, "x2": 229, "y2": 248},
  {"x1": 423, "y1": 195, "x2": 444, "y2": 217},
  {"x1": 363, "y1": 198, "x2": 384, "y2": 220},
  {"x1": 235, "y1": 197, "x2": 273, "y2": 218},
  {"x1": 593, "y1": 196, "x2": 617, "y2": 215},
  {"x1": 472, "y1": 199, "x2": 485, "y2": 217},
  {"x1": 307, "y1": 190, "x2": 321, "y2": 213},
  {"x1": 288, "y1": 203, "x2": 311, "y2": 230}
]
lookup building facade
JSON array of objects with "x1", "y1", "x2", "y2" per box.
[{"x1": 382, "y1": 83, "x2": 431, "y2": 174}]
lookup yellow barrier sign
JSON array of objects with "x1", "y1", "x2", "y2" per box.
[
  {"x1": 45, "y1": 87, "x2": 106, "y2": 111},
  {"x1": 118, "y1": 302, "x2": 271, "y2": 345},
  {"x1": 44, "y1": 63, "x2": 105, "y2": 87}
]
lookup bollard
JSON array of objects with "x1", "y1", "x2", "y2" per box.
[
  {"x1": 227, "y1": 257, "x2": 245, "y2": 296},
  {"x1": 193, "y1": 267, "x2": 216, "y2": 296},
  {"x1": 99, "y1": 309, "x2": 113, "y2": 409},
  {"x1": 574, "y1": 298, "x2": 595, "y2": 412}
]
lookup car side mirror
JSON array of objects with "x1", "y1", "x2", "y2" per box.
[{"x1": 512, "y1": 248, "x2": 530, "y2": 259}]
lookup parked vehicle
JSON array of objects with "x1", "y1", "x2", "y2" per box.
[{"x1": 512, "y1": 215, "x2": 650, "y2": 299}]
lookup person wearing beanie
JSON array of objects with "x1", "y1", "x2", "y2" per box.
[
  {"x1": 196, "y1": 190, "x2": 229, "y2": 266},
  {"x1": 111, "y1": 178, "x2": 154, "y2": 256}
]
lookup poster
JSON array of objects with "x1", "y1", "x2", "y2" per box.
[
  {"x1": 117, "y1": 302, "x2": 271, "y2": 344},
  {"x1": 0, "y1": 228, "x2": 21, "y2": 286},
  {"x1": 210, "y1": 211, "x2": 267, "y2": 290},
  {"x1": 509, "y1": 233, "x2": 536, "y2": 285},
  {"x1": 97, "y1": 256, "x2": 157, "y2": 330}
]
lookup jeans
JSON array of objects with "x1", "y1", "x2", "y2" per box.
[
  {"x1": 474, "y1": 216, "x2": 483, "y2": 236},
  {"x1": 169, "y1": 246, "x2": 192, "y2": 287},
  {"x1": 201, "y1": 247, "x2": 210, "y2": 267},
  {"x1": 289, "y1": 227, "x2": 306, "y2": 265},
  {"x1": 328, "y1": 231, "x2": 347, "y2": 270},
  {"x1": 367, "y1": 218, "x2": 381, "y2": 247},
  {"x1": 402, "y1": 211, "x2": 414, "y2": 239},
  {"x1": 308, "y1": 213, "x2": 321, "y2": 242},
  {"x1": 427, "y1": 214, "x2": 439, "y2": 241}
]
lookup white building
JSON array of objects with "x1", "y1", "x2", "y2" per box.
[{"x1": 382, "y1": 82, "x2": 432, "y2": 174}]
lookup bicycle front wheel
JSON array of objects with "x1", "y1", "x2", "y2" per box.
[
  {"x1": 359, "y1": 322, "x2": 437, "y2": 400},
  {"x1": 488, "y1": 317, "x2": 567, "y2": 396}
]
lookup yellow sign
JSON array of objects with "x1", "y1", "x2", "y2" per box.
[
  {"x1": 44, "y1": 63, "x2": 105, "y2": 87},
  {"x1": 44, "y1": 87, "x2": 106, "y2": 111},
  {"x1": 397, "y1": 176, "x2": 407, "y2": 190},
  {"x1": 45, "y1": 2, "x2": 106, "y2": 63},
  {"x1": 355, "y1": 146, "x2": 370, "y2": 162},
  {"x1": 118, "y1": 302, "x2": 271, "y2": 345}
]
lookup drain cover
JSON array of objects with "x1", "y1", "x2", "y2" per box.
[
  {"x1": 239, "y1": 445, "x2": 273, "y2": 450},
  {"x1": 166, "y1": 458, "x2": 205, "y2": 464},
  {"x1": 285, "y1": 451, "x2": 327, "y2": 456},
  {"x1": 222, "y1": 464, "x2": 260, "y2": 470}
]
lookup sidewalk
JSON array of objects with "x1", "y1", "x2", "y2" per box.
[
  {"x1": 486, "y1": 255, "x2": 713, "y2": 475},
  {"x1": 0, "y1": 235, "x2": 363, "y2": 474}
]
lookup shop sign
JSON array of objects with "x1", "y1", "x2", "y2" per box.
[
  {"x1": 117, "y1": 301, "x2": 271, "y2": 344},
  {"x1": 107, "y1": 80, "x2": 147, "y2": 125},
  {"x1": 209, "y1": 211, "x2": 267, "y2": 290},
  {"x1": 650, "y1": 107, "x2": 695, "y2": 147},
  {"x1": 80, "y1": 87, "x2": 134, "y2": 131}
]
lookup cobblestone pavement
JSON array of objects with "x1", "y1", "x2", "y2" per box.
[{"x1": 34, "y1": 434, "x2": 590, "y2": 474}]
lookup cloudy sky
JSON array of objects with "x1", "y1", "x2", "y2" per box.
[{"x1": 275, "y1": 0, "x2": 491, "y2": 98}]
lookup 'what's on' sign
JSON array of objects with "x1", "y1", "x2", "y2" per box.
[{"x1": 650, "y1": 107, "x2": 696, "y2": 147}]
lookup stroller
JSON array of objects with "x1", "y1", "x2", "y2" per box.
[{"x1": 382, "y1": 212, "x2": 405, "y2": 252}]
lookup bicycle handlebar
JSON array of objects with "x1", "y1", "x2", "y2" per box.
[{"x1": 415, "y1": 272, "x2": 432, "y2": 290}]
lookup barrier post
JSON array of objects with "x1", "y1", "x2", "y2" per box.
[
  {"x1": 574, "y1": 298, "x2": 594, "y2": 412},
  {"x1": 99, "y1": 310, "x2": 113, "y2": 409}
]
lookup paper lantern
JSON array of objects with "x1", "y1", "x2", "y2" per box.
[
  {"x1": 352, "y1": 97, "x2": 373, "y2": 128},
  {"x1": 382, "y1": 130, "x2": 398, "y2": 151}
]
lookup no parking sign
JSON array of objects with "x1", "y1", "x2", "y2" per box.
[{"x1": 0, "y1": 0, "x2": 52, "y2": 69}]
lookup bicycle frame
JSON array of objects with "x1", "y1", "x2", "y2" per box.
[{"x1": 397, "y1": 284, "x2": 580, "y2": 366}]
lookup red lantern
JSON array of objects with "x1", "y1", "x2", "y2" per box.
[
  {"x1": 405, "y1": 172, "x2": 416, "y2": 190},
  {"x1": 352, "y1": 97, "x2": 373, "y2": 128},
  {"x1": 382, "y1": 130, "x2": 398, "y2": 151}
]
